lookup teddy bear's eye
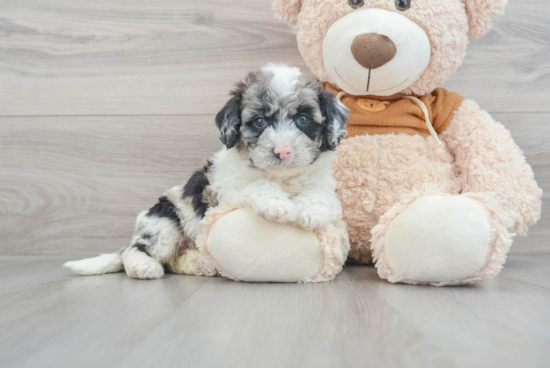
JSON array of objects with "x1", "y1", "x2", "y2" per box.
[
  {"x1": 348, "y1": 0, "x2": 364, "y2": 9},
  {"x1": 395, "y1": 0, "x2": 411, "y2": 11}
]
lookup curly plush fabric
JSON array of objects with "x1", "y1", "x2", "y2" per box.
[
  {"x1": 333, "y1": 99, "x2": 541, "y2": 284},
  {"x1": 306, "y1": 219, "x2": 350, "y2": 282},
  {"x1": 194, "y1": 205, "x2": 242, "y2": 280},
  {"x1": 369, "y1": 187, "x2": 514, "y2": 286},
  {"x1": 462, "y1": 0, "x2": 508, "y2": 38},
  {"x1": 274, "y1": 0, "x2": 471, "y2": 96},
  {"x1": 273, "y1": 0, "x2": 510, "y2": 95},
  {"x1": 272, "y1": 0, "x2": 303, "y2": 26},
  {"x1": 333, "y1": 132, "x2": 462, "y2": 264},
  {"x1": 440, "y1": 100, "x2": 542, "y2": 236}
]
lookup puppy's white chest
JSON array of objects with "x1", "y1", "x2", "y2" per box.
[
  {"x1": 282, "y1": 181, "x2": 303, "y2": 197},
  {"x1": 272, "y1": 174, "x2": 306, "y2": 197}
]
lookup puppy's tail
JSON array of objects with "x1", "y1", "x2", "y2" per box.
[{"x1": 64, "y1": 253, "x2": 123, "y2": 276}]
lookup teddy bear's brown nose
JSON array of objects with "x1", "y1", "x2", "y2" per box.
[{"x1": 351, "y1": 33, "x2": 397, "y2": 69}]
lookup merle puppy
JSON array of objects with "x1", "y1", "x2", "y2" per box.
[{"x1": 65, "y1": 64, "x2": 349, "y2": 279}]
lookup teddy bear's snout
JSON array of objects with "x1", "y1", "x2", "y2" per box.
[{"x1": 351, "y1": 33, "x2": 397, "y2": 70}]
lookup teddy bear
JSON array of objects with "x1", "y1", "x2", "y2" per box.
[{"x1": 272, "y1": 0, "x2": 543, "y2": 285}]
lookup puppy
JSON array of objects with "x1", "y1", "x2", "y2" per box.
[{"x1": 65, "y1": 64, "x2": 349, "y2": 279}]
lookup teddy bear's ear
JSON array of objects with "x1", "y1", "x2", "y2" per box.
[
  {"x1": 462, "y1": 0, "x2": 508, "y2": 39},
  {"x1": 272, "y1": 0, "x2": 303, "y2": 26}
]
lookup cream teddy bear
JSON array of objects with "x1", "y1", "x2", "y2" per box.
[{"x1": 273, "y1": 0, "x2": 542, "y2": 285}]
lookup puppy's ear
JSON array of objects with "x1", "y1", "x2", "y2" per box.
[
  {"x1": 272, "y1": 0, "x2": 302, "y2": 26},
  {"x1": 462, "y1": 0, "x2": 507, "y2": 38},
  {"x1": 215, "y1": 93, "x2": 242, "y2": 149},
  {"x1": 320, "y1": 90, "x2": 349, "y2": 151}
]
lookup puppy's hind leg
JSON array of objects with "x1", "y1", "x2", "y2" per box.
[
  {"x1": 122, "y1": 246, "x2": 165, "y2": 280},
  {"x1": 123, "y1": 196, "x2": 187, "y2": 280}
]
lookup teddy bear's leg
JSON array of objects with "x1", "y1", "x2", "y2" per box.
[
  {"x1": 347, "y1": 240, "x2": 374, "y2": 264},
  {"x1": 166, "y1": 248, "x2": 218, "y2": 277},
  {"x1": 370, "y1": 189, "x2": 514, "y2": 286},
  {"x1": 304, "y1": 220, "x2": 351, "y2": 283},
  {"x1": 195, "y1": 206, "x2": 350, "y2": 283}
]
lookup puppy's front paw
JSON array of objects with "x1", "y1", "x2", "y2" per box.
[
  {"x1": 254, "y1": 198, "x2": 298, "y2": 224},
  {"x1": 297, "y1": 205, "x2": 332, "y2": 230}
]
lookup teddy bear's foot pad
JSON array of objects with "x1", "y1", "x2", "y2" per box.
[
  {"x1": 206, "y1": 208, "x2": 322, "y2": 283},
  {"x1": 385, "y1": 195, "x2": 491, "y2": 284}
]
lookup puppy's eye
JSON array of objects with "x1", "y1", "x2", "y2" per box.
[
  {"x1": 295, "y1": 115, "x2": 311, "y2": 126},
  {"x1": 348, "y1": 0, "x2": 364, "y2": 9},
  {"x1": 395, "y1": 0, "x2": 411, "y2": 11},
  {"x1": 254, "y1": 118, "x2": 267, "y2": 128}
]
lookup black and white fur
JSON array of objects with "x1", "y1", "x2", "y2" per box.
[{"x1": 64, "y1": 64, "x2": 349, "y2": 279}]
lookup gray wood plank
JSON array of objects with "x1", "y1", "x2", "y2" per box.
[
  {"x1": 443, "y1": 0, "x2": 550, "y2": 112},
  {"x1": 0, "y1": 0, "x2": 307, "y2": 116},
  {"x1": 493, "y1": 112, "x2": 550, "y2": 253},
  {"x1": 0, "y1": 0, "x2": 549, "y2": 116},
  {"x1": 0, "y1": 113, "x2": 548, "y2": 256},
  {"x1": 0, "y1": 115, "x2": 222, "y2": 255},
  {"x1": 0, "y1": 255, "x2": 549, "y2": 368}
]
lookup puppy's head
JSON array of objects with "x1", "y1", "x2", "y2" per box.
[{"x1": 215, "y1": 64, "x2": 349, "y2": 171}]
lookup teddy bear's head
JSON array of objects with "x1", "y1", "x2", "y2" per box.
[{"x1": 273, "y1": 0, "x2": 507, "y2": 96}]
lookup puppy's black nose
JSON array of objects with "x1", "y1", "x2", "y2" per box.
[{"x1": 351, "y1": 33, "x2": 397, "y2": 69}]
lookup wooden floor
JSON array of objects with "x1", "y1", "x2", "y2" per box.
[{"x1": 0, "y1": 254, "x2": 549, "y2": 368}]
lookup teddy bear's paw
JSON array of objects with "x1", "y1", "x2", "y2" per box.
[
  {"x1": 254, "y1": 197, "x2": 298, "y2": 224},
  {"x1": 124, "y1": 254, "x2": 165, "y2": 280},
  {"x1": 383, "y1": 195, "x2": 492, "y2": 285},
  {"x1": 297, "y1": 205, "x2": 332, "y2": 230},
  {"x1": 167, "y1": 249, "x2": 218, "y2": 277}
]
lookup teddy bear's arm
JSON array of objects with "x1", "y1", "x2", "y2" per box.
[{"x1": 440, "y1": 99, "x2": 543, "y2": 236}]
